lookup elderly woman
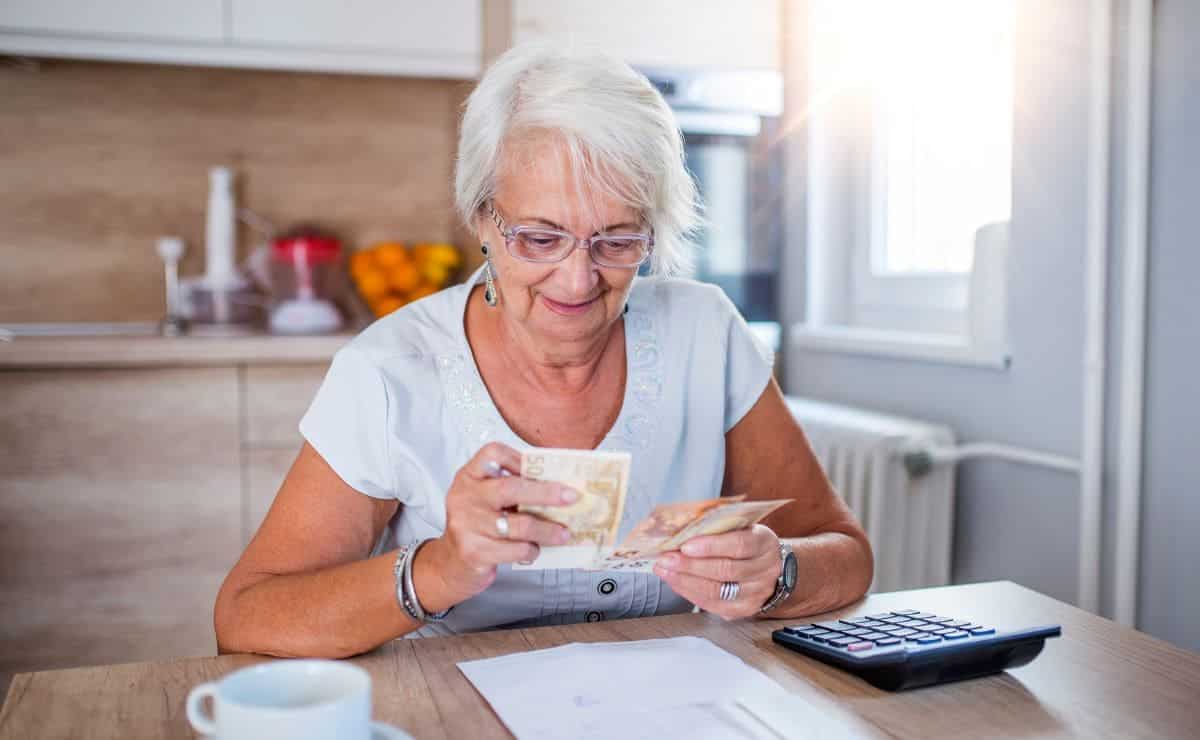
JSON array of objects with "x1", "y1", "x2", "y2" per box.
[{"x1": 215, "y1": 46, "x2": 872, "y2": 657}]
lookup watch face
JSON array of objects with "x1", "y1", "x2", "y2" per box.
[{"x1": 783, "y1": 552, "x2": 798, "y2": 589}]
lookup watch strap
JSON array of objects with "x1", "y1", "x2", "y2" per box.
[{"x1": 759, "y1": 540, "x2": 796, "y2": 614}]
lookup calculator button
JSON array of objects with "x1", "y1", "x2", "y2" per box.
[
  {"x1": 892, "y1": 629, "x2": 918, "y2": 637},
  {"x1": 942, "y1": 630, "x2": 969, "y2": 640},
  {"x1": 899, "y1": 619, "x2": 928, "y2": 628},
  {"x1": 916, "y1": 635, "x2": 943, "y2": 644},
  {"x1": 860, "y1": 632, "x2": 889, "y2": 641},
  {"x1": 934, "y1": 627, "x2": 958, "y2": 636},
  {"x1": 946, "y1": 620, "x2": 971, "y2": 628},
  {"x1": 926, "y1": 617, "x2": 954, "y2": 625},
  {"x1": 874, "y1": 625, "x2": 903, "y2": 634},
  {"x1": 969, "y1": 627, "x2": 996, "y2": 636},
  {"x1": 844, "y1": 628, "x2": 872, "y2": 637},
  {"x1": 840, "y1": 618, "x2": 872, "y2": 626},
  {"x1": 881, "y1": 616, "x2": 912, "y2": 625},
  {"x1": 912, "y1": 612, "x2": 937, "y2": 620},
  {"x1": 830, "y1": 636, "x2": 858, "y2": 647},
  {"x1": 892, "y1": 610, "x2": 920, "y2": 616},
  {"x1": 815, "y1": 621, "x2": 847, "y2": 632},
  {"x1": 786, "y1": 625, "x2": 821, "y2": 633},
  {"x1": 846, "y1": 642, "x2": 875, "y2": 652},
  {"x1": 861, "y1": 620, "x2": 888, "y2": 628},
  {"x1": 867, "y1": 613, "x2": 893, "y2": 620},
  {"x1": 874, "y1": 637, "x2": 902, "y2": 646}
]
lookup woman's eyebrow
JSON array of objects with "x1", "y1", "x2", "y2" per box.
[{"x1": 518, "y1": 216, "x2": 642, "y2": 233}]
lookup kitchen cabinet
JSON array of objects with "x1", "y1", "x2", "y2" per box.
[
  {"x1": 510, "y1": 0, "x2": 781, "y2": 72},
  {"x1": 0, "y1": 367, "x2": 242, "y2": 696},
  {"x1": 0, "y1": 0, "x2": 224, "y2": 42},
  {"x1": 0, "y1": 359, "x2": 330, "y2": 697},
  {"x1": 0, "y1": 0, "x2": 481, "y2": 79}
]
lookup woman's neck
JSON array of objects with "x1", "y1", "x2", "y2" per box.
[{"x1": 468, "y1": 288, "x2": 622, "y2": 398}]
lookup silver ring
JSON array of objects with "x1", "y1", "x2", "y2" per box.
[
  {"x1": 719, "y1": 581, "x2": 740, "y2": 601},
  {"x1": 495, "y1": 513, "x2": 510, "y2": 539}
]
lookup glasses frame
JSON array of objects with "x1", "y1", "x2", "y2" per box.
[{"x1": 488, "y1": 202, "x2": 654, "y2": 269}]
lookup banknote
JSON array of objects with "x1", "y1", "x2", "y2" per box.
[
  {"x1": 593, "y1": 497, "x2": 792, "y2": 572},
  {"x1": 514, "y1": 448, "x2": 631, "y2": 569}
]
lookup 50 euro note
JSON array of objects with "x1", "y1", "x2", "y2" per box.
[
  {"x1": 512, "y1": 448, "x2": 631, "y2": 570},
  {"x1": 591, "y1": 497, "x2": 792, "y2": 573}
]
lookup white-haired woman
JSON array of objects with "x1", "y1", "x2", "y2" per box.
[{"x1": 214, "y1": 46, "x2": 872, "y2": 657}]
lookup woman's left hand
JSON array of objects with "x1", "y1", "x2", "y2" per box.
[{"x1": 652, "y1": 524, "x2": 783, "y2": 620}]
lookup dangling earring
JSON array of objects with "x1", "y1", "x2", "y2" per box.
[{"x1": 481, "y1": 243, "x2": 498, "y2": 307}]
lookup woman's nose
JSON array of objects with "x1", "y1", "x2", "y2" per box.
[{"x1": 561, "y1": 242, "x2": 598, "y2": 296}]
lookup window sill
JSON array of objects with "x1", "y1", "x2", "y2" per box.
[{"x1": 789, "y1": 323, "x2": 1011, "y2": 370}]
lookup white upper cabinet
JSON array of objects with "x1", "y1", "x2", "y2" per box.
[
  {"x1": 511, "y1": 0, "x2": 780, "y2": 71},
  {"x1": 229, "y1": 0, "x2": 481, "y2": 77},
  {"x1": 0, "y1": 0, "x2": 224, "y2": 42},
  {"x1": 0, "y1": 0, "x2": 481, "y2": 78}
]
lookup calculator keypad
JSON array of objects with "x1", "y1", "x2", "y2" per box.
[{"x1": 782, "y1": 611, "x2": 995, "y2": 654}]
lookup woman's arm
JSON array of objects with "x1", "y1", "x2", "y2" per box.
[
  {"x1": 653, "y1": 379, "x2": 874, "y2": 619},
  {"x1": 214, "y1": 441, "x2": 575, "y2": 658},
  {"x1": 214, "y1": 443, "x2": 415, "y2": 658}
]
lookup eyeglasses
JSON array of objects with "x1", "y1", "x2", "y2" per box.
[{"x1": 488, "y1": 202, "x2": 653, "y2": 269}]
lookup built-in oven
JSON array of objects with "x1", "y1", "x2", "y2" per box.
[{"x1": 639, "y1": 66, "x2": 784, "y2": 351}]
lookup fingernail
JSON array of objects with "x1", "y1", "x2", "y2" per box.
[
  {"x1": 660, "y1": 554, "x2": 679, "y2": 567},
  {"x1": 484, "y1": 460, "x2": 501, "y2": 477},
  {"x1": 653, "y1": 565, "x2": 670, "y2": 578},
  {"x1": 681, "y1": 542, "x2": 701, "y2": 556},
  {"x1": 560, "y1": 488, "x2": 579, "y2": 503},
  {"x1": 556, "y1": 528, "x2": 571, "y2": 544}
]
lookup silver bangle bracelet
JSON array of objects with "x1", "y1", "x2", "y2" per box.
[{"x1": 394, "y1": 539, "x2": 451, "y2": 623}]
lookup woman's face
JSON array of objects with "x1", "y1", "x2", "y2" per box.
[{"x1": 478, "y1": 138, "x2": 643, "y2": 350}]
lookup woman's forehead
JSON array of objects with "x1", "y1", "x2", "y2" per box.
[{"x1": 495, "y1": 136, "x2": 641, "y2": 230}]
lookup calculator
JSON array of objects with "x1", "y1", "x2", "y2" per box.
[{"x1": 771, "y1": 609, "x2": 1061, "y2": 691}]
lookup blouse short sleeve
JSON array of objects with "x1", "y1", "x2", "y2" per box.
[
  {"x1": 717, "y1": 290, "x2": 775, "y2": 431},
  {"x1": 298, "y1": 344, "x2": 397, "y2": 500}
]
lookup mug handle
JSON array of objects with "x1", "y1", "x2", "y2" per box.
[{"x1": 185, "y1": 682, "x2": 219, "y2": 736}]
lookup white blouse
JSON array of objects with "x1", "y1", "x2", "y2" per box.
[{"x1": 299, "y1": 267, "x2": 773, "y2": 636}]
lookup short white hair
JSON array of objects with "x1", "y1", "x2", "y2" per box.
[{"x1": 455, "y1": 44, "x2": 701, "y2": 276}]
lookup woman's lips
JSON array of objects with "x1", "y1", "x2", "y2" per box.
[{"x1": 541, "y1": 294, "x2": 599, "y2": 316}]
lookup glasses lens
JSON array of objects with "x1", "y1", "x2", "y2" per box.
[
  {"x1": 511, "y1": 229, "x2": 572, "y2": 261},
  {"x1": 592, "y1": 236, "x2": 649, "y2": 267}
]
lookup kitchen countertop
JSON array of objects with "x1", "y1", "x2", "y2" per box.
[{"x1": 0, "y1": 331, "x2": 352, "y2": 369}]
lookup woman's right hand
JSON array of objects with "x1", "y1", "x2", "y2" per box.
[{"x1": 417, "y1": 442, "x2": 576, "y2": 608}]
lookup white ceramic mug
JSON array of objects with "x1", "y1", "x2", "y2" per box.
[{"x1": 186, "y1": 659, "x2": 393, "y2": 739}]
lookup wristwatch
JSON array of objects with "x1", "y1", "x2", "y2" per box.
[
  {"x1": 394, "y1": 540, "x2": 452, "y2": 623},
  {"x1": 759, "y1": 540, "x2": 798, "y2": 614}
]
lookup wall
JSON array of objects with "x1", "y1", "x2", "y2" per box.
[
  {"x1": 785, "y1": 1, "x2": 1091, "y2": 606},
  {"x1": 0, "y1": 59, "x2": 475, "y2": 322},
  {"x1": 785, "y1": 0, "x2": 1200, "y2": 652},
  {"x1": 1137, "y1": 0, "x2": 1200, "y2": 652}
]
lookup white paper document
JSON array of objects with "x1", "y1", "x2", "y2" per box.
[{"x1": 458, "y1": 636, "x2": 841, "y2": 740}]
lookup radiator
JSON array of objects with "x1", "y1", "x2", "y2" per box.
[{"x1": 785, "y1": 397, "x2": 956, "y2": 593}]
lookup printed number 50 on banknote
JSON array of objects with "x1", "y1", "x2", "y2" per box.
[{"x1": 514, "y1": 449, "x2": 631, "y2": 569}]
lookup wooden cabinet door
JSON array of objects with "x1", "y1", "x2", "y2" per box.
[
  {"x1": 0, "y1": 0, "x2": 224, "y2": 42},
  {"x1": 0, "y1": 367, "x2": 241, "y2": 695},
  {"x1": 512, "y1": 0, "x2": 781, "y2": 71},
  {"x1": 241, "y1": 364, "x2": 328, "y2": 544}
]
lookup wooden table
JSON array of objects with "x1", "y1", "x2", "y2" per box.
[{"x1": 2, "y1": 581, "x2": 1197, "y2": 739}]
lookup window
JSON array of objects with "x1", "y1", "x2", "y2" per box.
[{"x1": 795, "y1": 0, "x2": 1014, "y2": 367}]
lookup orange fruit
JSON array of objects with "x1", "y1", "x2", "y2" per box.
[
  {"x1": 373, "y1": 242, "x2": 409, "y2": 268},
  {"x1": 387, "y1": 262, "x2": 421, "y2": 293},
  {"x1": 348, "y1": 249, "x2": 376, "y2": 279},
  {"x1": 370, "y1": 295, "x2": 406, "y2": 317},
  {"x1": 420, "y1": 261, "x2": 451, "y2": 288},
  {"x1": 407, "y1": 282, "x2": 439, "y2": 302},
  {"x1": 355, "y1": 268, "x2": 389, "y2": 300},
  {"x1": 426, "y1": 243, "x2": 461, "y2": 268}
]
